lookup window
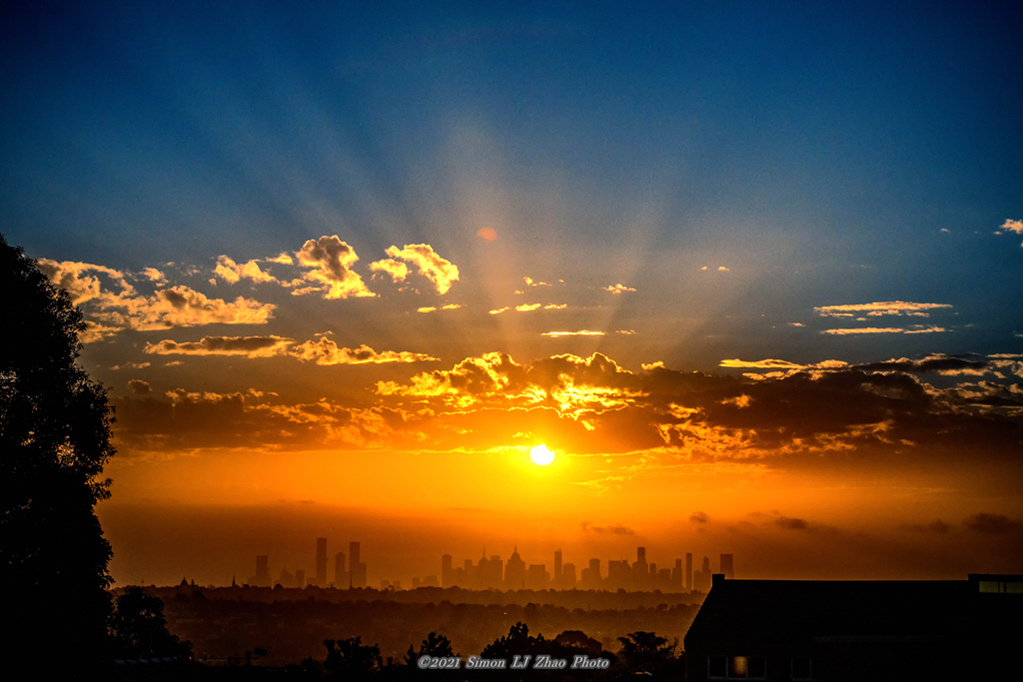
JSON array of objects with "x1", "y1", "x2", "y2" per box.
[
  {"x1": 708, "y1": 655, "x2": 766, "y2": 679},
  {"x1": 791, "y1": 656, "x2": 813, "y2": 680}
]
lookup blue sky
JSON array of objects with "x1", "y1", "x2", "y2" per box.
[{"x1": 3, "y1": 2, "x2": 1022, "y2": 583}]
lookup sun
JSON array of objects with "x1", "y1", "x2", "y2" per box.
[{"x1": 529, "y1": 444, "x2": 555, "y2": 466}]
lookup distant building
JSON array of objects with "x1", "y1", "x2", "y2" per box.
[
  {"x1": 254, "y1": 555, "x2": 270, "y2": 587},
  {"x1": 504, "y1": 547, "x2": 526, "y2": 589},
  {"x1": 684, "y1": 573, "x2": 1023, "y2": 682},
  {"x1": 686, "y1": 553, "x2": 693, "y2": 592},
  {"x1": 349, "y1": 541, "x2": 367, "y2": 588},
  {"x1": 315, "y1": 538, "x2": 327, "y2": 586},
  {"x1": 719, "y1": 553, "x2": 734, "y2": 580},
  {"x1": 334, "y1": 552, "x2": 347, "y2": 587}
]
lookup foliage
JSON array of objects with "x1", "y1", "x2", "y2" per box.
[
  {"x1": 616, "y1": 630, "x2": 679, "y2": 672},
  {"x1": 404, "y1": 631, "x2": 456, "y2": 665},
  {"x1": 0, "y1": 235, "x2": 116, "y2": 674},
  {"x1": 109, "y1": 586, "x2": 192, "y2": 659},
  {"x1": 324, "y1": 636, "x2": 383, "y2": 677}
]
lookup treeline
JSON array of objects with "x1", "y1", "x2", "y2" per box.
[{"x1": 154, "y1": 588, "x2": 701, "y2": 670}]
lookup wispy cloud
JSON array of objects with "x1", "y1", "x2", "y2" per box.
[
  {"x1": 814, "y1": 301, "x2": 952, "y2": 318},
  {"x1": 822, "y1": 326, "x2": 946, "y2": 335},
  {"x1": 144, "y1": 335, "x2": 293, "y2": 358},
  {"x1": 604, "y1": 283, "x2": 636, "y2": 295},
  {"x1": 542, "y1": 330, "x2": 606, "y2": 337}
]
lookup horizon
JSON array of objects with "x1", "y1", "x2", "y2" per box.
[{"x1": 3, "y1": 1, "x2": 1021, "y2": 591}]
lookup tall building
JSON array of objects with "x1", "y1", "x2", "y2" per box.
[
  {"x1": 554, "y1": 550, "x2": 563, "y2": 588},
  {"x1": 350, "y1": 541, "x2": 367, "y2": 588},
  {"x1": 686, "y1": 553, "x2": 693, "y2": 592},
  {"x1": 720, "y1": 553, "x2": 734, "y2": 580},
  {"x1": 504, "y1": 546, "x2": 526, "y2": 589},
  {"x1": 255, "y1": 555, "x2": 270, "y2": 587},
  {"x1": 315, "y1": 537, "x2": 327, "y2": 586},
  {"x1": 334, "y1": 552, "x2": 347, "y2": 586},
  {"x1": 441, "y1": 554, "x2": 454, "y2": 587}
]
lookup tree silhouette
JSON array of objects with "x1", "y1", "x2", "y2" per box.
[
  {"x1": 0, "y1": 235, "x2": 116, "y2": 674},
  {"x1": 324, "y1": 636, "x2": 383, "y2": 677},
  {"x1": 404, "y1": 631, "x2": 456, "y2": 665},
  {"x1": 616, "y1": 630, "x2": 678, "y2": 673},
  {"x1": 109, "y1": 586, "x2": 191, "y2": 660}
]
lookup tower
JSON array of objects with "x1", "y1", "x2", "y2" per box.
[
  {"x1": 316, "y1": 537, "x2": 327, "y2": 586},
  {"x1": 720, "y1": 553, "x2": 734, "y2": 579}
]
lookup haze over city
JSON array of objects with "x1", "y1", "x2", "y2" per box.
[{"x1": 3, "y1": 1, "x2": 1021, "y2": 589}]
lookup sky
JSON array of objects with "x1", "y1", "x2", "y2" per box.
[{"x1": 3, "y1": 1, "x2": 1022, "y2": 587}]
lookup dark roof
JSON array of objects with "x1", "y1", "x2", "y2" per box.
[{"x1": 685, "y1": 578, "x2": 974, "y2": 646}]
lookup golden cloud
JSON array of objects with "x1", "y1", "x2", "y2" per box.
[
  {"x1": 39, "y1": 259, "x2": 275, "y2": 340},
  {"x1": 383, "y1": 243, "x2": 459, "y2": 294},
  {"x1": 290, "y1": 337, "x2": 438, "y2": 365},
  {"x1": 814, "y1": 301, "x2": 952, "y2": 318},
  {"x1": 214, "y1": 255, "x2": 277, "y2": 284},
  {"x1": 295, "y1": 235, "x2": 375, "y2": 299},
  {"x1": 144, "y1": 336, "x2": 293, "y2": 358}
]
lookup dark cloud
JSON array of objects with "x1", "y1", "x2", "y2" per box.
[
  {"x1": 127, "y1": 380, "x2": 151, "y2": 395},
  {"x1": 963, "y1": 513, "x2": 1023, "y2": 534},
  {"x1": 774, "y1": 516, "x2": 810, "y2": 530},
  {"x1": 690, "y1": 512, "x2": 709, "y2": 524}
]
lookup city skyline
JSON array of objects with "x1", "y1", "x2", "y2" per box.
[
  {"x1": 240, "y1": 536, "x2": 736, "y2": 593},
  {"x1": 3, "y1": 2, "x2": 1021, "y2": 586}
]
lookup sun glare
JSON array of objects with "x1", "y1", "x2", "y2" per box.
[{"x1": 530, "y1": 444, "x2": 555, "y2": 466}]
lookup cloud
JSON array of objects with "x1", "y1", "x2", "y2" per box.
[
  {"x1": 40, "y1": 259, "x2": 275, "y2": 340},
  {"x1": 295, "y1": 235, "x2": 375, "y2": 299},
  {"x1": 542, "y1": 330, "x2": 605, "y2": 337},
  {"x1": 523, "y1": 277, "x2": 552, "y2": 288},
  {"x1": 774, "y1": 516, "x2": 810, "y2": 530},
  {"x1": 963, "y1": 512, "x2": 1023, "y2": 534},
  {"x1": 417, "y1": 304, "x2": 462, "y2": 313},
  {"x1": 127, "y1": 380, "x2": 151, "y2": 395},
  {"x1": 814, "y1": 301, "x2": 952, "y2": 318},
  {"x1": 383, "y1": 244, "x2": 460, "y2": 294},
  {"x1": 899, "y1": 520, "x2": 949, "y2": 534},
  {"x1": 214, "y1": 255, "x2": 277, "y2": 284},
  {"x1": 113, "y1": 389, "x2": 409, "y2": 453},
  {"x1": 690, "y1": 511, "x2": 709, "y2": 524},
  {"x1": 144, "y1": 335, "x2": 294, "y2": 358},
  {"x1": 142, "y1": 267, "x2": 166, "y2": 283},
  {"x1": 821, "y1": 326, "x2": 946, "y2": 335},
  {"x1": 721, "y1": 358, "x2": 812, "y2": 371},
  {"x1": 997, "y1": 219, "x2": 1023, "y2": 246},
  {"x1": 604, "y1": 283, "x2": 636, "y2": 295},
  {"x1": 477, "y1": 227, "x2": 498, "y2": 241},
  {"x1": 368, "y1": 258, "x2": 409, "y2": 283},
  {"x1": 290, "y1": 337, "x2": 438, "y2": 365}
]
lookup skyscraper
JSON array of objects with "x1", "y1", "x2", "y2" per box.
[
  {"x1": 315, "y1": 537, "x2": 327, "y2": 586},
  {"x1": 686, "y1": 553, "x2": 693, "y2": 592},
  {"x1": 720, "y1": 553, "x2": 734, "y2": 580},
  {"x1": 255, "y1": 554, "x2": 270, "y2": 587},
  {"x1": 334, "y1": 552, "x2": 347, "y2": 586},
  {"x1": 350, "y1": 541, "x2": 367, "y2": 588},
  {"x1": 554, "y1": 549, "x2": 563, "y2": 588}
]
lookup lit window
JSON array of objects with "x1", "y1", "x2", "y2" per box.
[{"x1": 708, "y1": 655, "x2": 766, "y2": 679}]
